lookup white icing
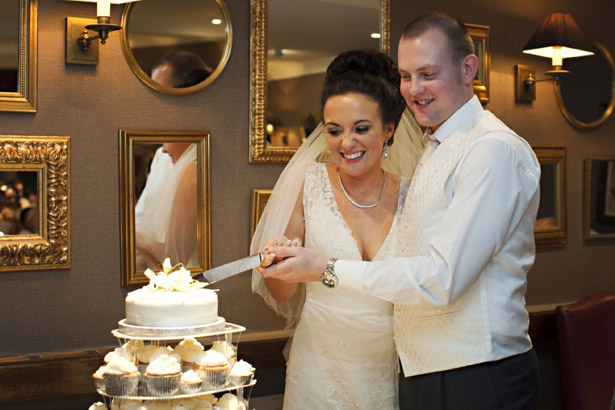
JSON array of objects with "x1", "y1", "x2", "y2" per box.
[
  {"x1": 210, "y1": 341, "x2": 236, "y2": 359},
  {"x1": 230, "y1": 360, "x2": 254, "y2": 377},
  {"x1": 93, "y1": 365, "x2": 107, "y2": 378},
  {"x1": 145, "y1": 354, "x2": 181, "y2": 375},
  {"x1": 174, "y1": 337, "x2": 205, "y2": 361},
  {"x1": 180, "y1": 369, "x2": 202, "y2": 384},
  {"x1": 125, "y1": 288, "x2": 218, "y2": 327},
  {"x1": 195, "y1": 350, "x2": 228, "y2": 367},
  {"x1": 104, "y1": 356, "x2": 139, "y2": 375},
  {"x1": 215, "y1": 393, "x2": 246, "y2": 410},
  {"x1": 104, "y1": 347, "x2": 133, "y2": 364},
  {"x1": 88, "y1": 402, "x2": 108, "y2": 410},
  {"x1": 138, "y1": 345, "x2": 168, "y2": 363}
]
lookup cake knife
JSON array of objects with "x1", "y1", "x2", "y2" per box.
[{"x1": 196, "y1": 252, "x2": 266, "y2": 285}]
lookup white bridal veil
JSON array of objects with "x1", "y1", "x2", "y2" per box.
[{"x1": 250, "y1": 110, "x2": 424, "y2": 328}]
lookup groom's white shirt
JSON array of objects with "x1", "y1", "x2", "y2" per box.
[{"x1": 334, "y1": 96, "x2": 541, "y2": 376}]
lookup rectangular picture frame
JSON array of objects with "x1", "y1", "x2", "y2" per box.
[
  {"x1": 533, "y1": 146, "x2": 567, "y2": 248},
  {"x1": 251, "y1": 189, "x2": 272, "y2": 240},
  {"x1": 466, "y1": 23, "x2": 490, "y2": 104}
]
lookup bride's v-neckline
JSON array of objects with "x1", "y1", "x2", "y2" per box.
[{"x1": 321, "y1": 164, "x2": 405, "y2": 262}]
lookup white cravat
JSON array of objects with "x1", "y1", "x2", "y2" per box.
[{"x1": 416, "y1": 132, "x2": 440, "y2": 171}]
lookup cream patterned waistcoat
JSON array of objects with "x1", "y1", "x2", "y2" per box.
[{"x1": 395, "y1": 110, "x2": 518, "y2": 377}]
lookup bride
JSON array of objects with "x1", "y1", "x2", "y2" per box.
[{"x1": 251, "y1": 49, "x2": 422, "y2": 409}]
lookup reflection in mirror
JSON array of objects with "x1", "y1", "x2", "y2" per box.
[
  {"x1": 555, "y1": 41, "x2": 615, "y2": 129},
  {"x1": 250, "y1": 0, "x2": 390, "y2": 162},
  {"x1": 0, "y1": 170, "x2": 39, "y2": 236},
  {"x1": 533, "y1": 146, "x2": 567, "y2": 248},
  {"x1": 120, "y1": 130, "x2": 211, "y2": 287},
  {"x1": 584, "y1": 158, "x2": 615, "y2": 241},
  {"x1": 120, "y1": 0, "x2": 232, "y2": 96},
  {"x1": 0, "y1": 0, "x2": 19, "y2": 92},
  {"x1": 0, "y1": 136, "x2": 70, "y2": 271},
  {"x1": 0, "y1": 0, "x2": 36, "y2": 112}
]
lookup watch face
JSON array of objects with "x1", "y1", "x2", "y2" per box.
[{"x1": 322, "y1": 272, "x2": 338, "y2": 288}]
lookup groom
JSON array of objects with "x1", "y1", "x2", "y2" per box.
[{"x1": 261, "y1": 12, "x2": 541, "y2": 410}]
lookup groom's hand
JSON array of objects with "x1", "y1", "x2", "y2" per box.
[{"x1": 258, "y1": 246, "x2": 328, "y2": 283}]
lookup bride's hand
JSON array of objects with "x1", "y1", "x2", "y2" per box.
[
  {"x1": 260, "y1": 235, "x2": 301, "y2": 267},
  {"x1": 258, "y1": 245, "x2": 327, "y2": 283}
]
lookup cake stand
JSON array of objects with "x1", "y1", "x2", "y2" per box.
[{"x1": 95, "y1": 318, "x2": 257, "y2": 408}]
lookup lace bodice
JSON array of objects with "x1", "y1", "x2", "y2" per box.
[{"x1": 283, "y1": 163, "x2": 409, "y2": 410}]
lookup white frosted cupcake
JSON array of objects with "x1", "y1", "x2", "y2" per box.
[
  {"x1": 210, "y1": 341, "x2": 237, "y2": 366},
  {"x1": 88, "y1": 401, "x2": 108, "y2": 410},
  {"x1": 103, "y1": 356, "x2": 140, "y2": 396},
  {"x1": 179, "y1": 369, "x2": 203, "y2": 394},
  {"x1": 229, "y1": 360, "x2": 255, "y2": 386},
  {"x1": 194, "y1": 350, "x2": 229, "y2": 389},
  {"x1": 173, "y1": 337, "x2": 205, "y2": 371},
  {"x1": 137, "y1": 344, "x2": 169, "y2": 374},
  {"x1": 214, "y1": 392, "x2": 247, "y2": 410},
  {"x1": 144, "y1": 353, "x2": 182, "y2": 396}
]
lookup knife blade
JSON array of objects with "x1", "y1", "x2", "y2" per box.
[{"x1": 196, "y1": 252, "x2": 265, "y2": 285}]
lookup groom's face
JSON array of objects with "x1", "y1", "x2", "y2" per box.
[{"x1": 398, "y1": 28, "x2": 469, "y2": 132}]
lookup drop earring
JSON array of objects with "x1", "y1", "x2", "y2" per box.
[{"x1": 382, "y1": 141, "x2": 389, "y2": 159}]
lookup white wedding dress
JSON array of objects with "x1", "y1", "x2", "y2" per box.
[{"x1": 283, "y1": 163, "x2": 408, "y2": 410}]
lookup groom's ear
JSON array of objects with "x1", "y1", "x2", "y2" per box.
[
  {"x1": 384, "y1": 122, "x2": 395, "y2": 138},
  {"x1": 460, "y1": 54, "x2": 479, "y2": 85}
]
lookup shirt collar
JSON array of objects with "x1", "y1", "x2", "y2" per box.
[{"x1": 430, "y1": 95, "x2": 482, "y2": 144}]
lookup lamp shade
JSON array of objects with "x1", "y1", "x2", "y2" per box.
[{"x1": 522, "y1": 13, "x2": 593, "y2": 62}]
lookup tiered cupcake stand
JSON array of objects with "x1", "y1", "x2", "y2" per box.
[{"x1": 95, "y1": 318, "x2": 256, "y2": 407}]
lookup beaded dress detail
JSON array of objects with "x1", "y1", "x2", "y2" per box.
[{"x1": 283, "y1": 163, "x2": 409, "y2": 410}]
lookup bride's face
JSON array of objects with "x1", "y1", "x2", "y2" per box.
[{"x1": 323, "y1": 92, "x2": 393, "y2": 179}]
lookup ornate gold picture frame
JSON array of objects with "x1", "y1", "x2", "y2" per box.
[
  {"x1": 249, "y1": 0, "x2": 390, "y2": 163},
  {"x1": 0, "y1": 135, "x2": 70, "y2": 271},
  {"x1": 0, "y1": 0, "x2": 37, "y2": 113},
  {"x1": 533, "y1": 146, "x2": 567, "y2": 248},
  {"x1": 583, "y1": 157, "x2": 615, "y2": 241},
  {"x1": 119, "y1": 130, "x2": 211, "y2": 286},
  {"x1": 466, "y1": 23, "x2": 490, "y2": 104},
  {"x1": 250, "y1": 189, "x2": 271, "y2": 239}
]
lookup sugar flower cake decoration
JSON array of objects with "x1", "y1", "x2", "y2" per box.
[{"x1": 144, "y1": 258, "x2": 207, "y2": 292}]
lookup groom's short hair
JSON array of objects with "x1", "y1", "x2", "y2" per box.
[{"x1": 401, "y1": 12, "x2": 474, "y2": 66}]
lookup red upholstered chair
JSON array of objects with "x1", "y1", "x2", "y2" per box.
[{"x1": 555, "y1": 292, "x2": 615, "y2": 410}]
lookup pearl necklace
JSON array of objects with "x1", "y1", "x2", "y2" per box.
[{"x1": 338, "y1": 169, "x2": 386, "y2": 209}]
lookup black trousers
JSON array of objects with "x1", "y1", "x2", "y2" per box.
[{"x1": 399, "y1": 350, "x2": 540, "y2": 410}]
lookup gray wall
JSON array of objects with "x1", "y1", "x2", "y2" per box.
[{"x1": 1, "y1": 0, "x2": 614, "y2": 361}]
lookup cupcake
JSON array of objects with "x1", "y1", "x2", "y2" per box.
[
  {"x1": 137, "y1": 344, "x2": 169, "y2": 374},
  {"x1": 210, "y1": 340, "x2": 237, "y2": 366},
  {"x1": 179, "y1": 369, "x2": 203, "y2": 394},
  {"x1": 173, "y1": 337, "x2": 205, "y2": 371},
  {"x1": 228, "y1": 360, "x2": 255, "y2": 386},
  {"x1": 88, "y1": 401, "x2": 108, "y2": 410},
  {"x1": 103, "y1": 356, "x2": 140, "y2": 396},
  {"x1": 214, "y1": 392, "x2": 247, "y2": 410},
  {"x1": 92, "y1": 365, "x2": 106, "y2": 392},
  {"x1": 193, "y1": 350, "x2": 229, "y2": 389},
  {"x1": 144, "y1": 353, "x2": 182, "y2": 396}
]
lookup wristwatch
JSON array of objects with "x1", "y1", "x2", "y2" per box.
[{"x1": 320, "y1": 258, "x2": 338, "y2": 288}]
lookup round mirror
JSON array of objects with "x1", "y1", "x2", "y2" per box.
[
  {"x1": 555, "y1": 41, "x2": 615, "y2": 129},
  {"x1": 120, "y1": 0, "x2": 232, "y2": 96}
]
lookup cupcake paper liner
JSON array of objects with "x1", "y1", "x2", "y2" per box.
[
  {"x1": 180, "y1": 379, "x2": 203, "y2": 394},
  {"x1": 229, "y1": 373, "x2": 253, "y2": 386},
  {"x1": 103, "y1": 374, "x2": 139, "y2": 396},
  {"x1": 144, "y1": 373, "x2": 181, "y2": 396},
  {"x1": 195, "y1": 366, "x2": 229, "y2": 390}
]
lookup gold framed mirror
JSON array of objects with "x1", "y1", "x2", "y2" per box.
[
  {"x1": 120, "y1": 0, "x2": 232, "y2": 96},
  {"x1": 0, "y1": 0, "x2": 37, "y2": 113},
  {"x1": 119, "y1": 130, "x2": 211, "y2": 287},
  {"x1": 533, "y1": 146, "x2": 567, "y2": 248},
  {"x1": 584, "y1": 157, "x2": 615, "y2": 241},
  {"x1": 249, "y1": 0, "x2": 390, "y2": 163},
  {"x1": 554, "y1": 40, "x2": 615, "y2": 129},
  {"x1": 0, "y1": 135, "x2": 70, "y2": 271}
]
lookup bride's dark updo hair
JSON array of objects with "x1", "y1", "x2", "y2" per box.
[{"x1": 321, "y1": 49, "x2": 406, "y2": 145}]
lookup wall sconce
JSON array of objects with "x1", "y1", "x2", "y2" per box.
[
  {"x1": 515, "y1": 13, "x2": 593, "y2": 101},
  {"x1": 65, "y1": 0, "x2": 140, "y2": 65}
]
